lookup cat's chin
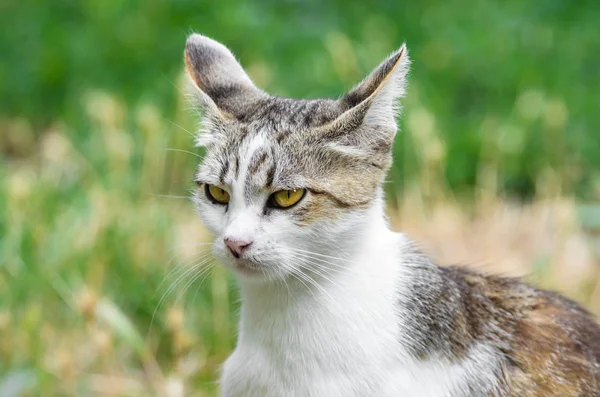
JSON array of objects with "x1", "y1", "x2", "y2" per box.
[
  {"x1": 233, "y1": 260, "x2": 262, "y2": 275},
  {"x1": 225, "y1": 258, "x2": 272, "y2": 281}
]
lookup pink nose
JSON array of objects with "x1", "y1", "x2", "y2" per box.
[{"x1": 224, "y1": 238, "x2": 252, "y2": 258}]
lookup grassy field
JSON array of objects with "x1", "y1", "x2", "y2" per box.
[
  {"x1": 2, "y1": 1, "x2": 600, "y2": 395},
  {"x1": 1, "y1": 85, "x2": 599, "y2": 396}
]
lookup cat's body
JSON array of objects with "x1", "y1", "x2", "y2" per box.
[
  {"x1": 183, "y1": 34, "x2": 600, "y2": 396},
  {"x1": 221, "y1": 222, "x2": 600, "y2": 397}
]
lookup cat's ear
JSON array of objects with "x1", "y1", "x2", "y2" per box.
[
  {"x1": 316, "y1": 44, "x2": 410, "y2": 144},
  {"x1": 184, "y1": 34, "x2": 264, "y2": 120},
  {"x1": 343, "y1": 44, "x2": 409, "y2": 128}
]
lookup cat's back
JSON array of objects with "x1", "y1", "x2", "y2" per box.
[{"x1": 398, "y1": 242, "x2": 600, "y2": 396}]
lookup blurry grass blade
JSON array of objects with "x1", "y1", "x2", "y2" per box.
[
  {"x1": 95, "y1": 298, "x2": 167, "y2": 393},
  {"x1": 95, "y1": 298, "x2": 148, "y2": 357}
]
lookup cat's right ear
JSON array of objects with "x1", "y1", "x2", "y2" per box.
[
  {"x1": 184, "y1": 34, "x2": 264, "y2": 123},
  {"x1": 314, "y1": 45, "x2": 409, "y2": 144}
]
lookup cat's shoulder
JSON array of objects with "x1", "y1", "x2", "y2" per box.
[{"x1": 396, "y1": 237, "x2": 600, "y2": 394}]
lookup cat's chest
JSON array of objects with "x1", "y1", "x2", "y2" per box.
[
  {"x1": 220, "y1": 344, "x2": 475, "y2": 397},
  {"x1": 220, "y1": 288, "x2": 404, "y2": 396},
  {"x1": 219, "y1": 310, "x2": 479, "y2": 397}
]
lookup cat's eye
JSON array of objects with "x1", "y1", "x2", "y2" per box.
[
  {"x1": 269, "y1": 189, "x2": 306, "y2": 209},
  {"x1": 205, "y1": 184, "x2": 230, "y2": 205}
]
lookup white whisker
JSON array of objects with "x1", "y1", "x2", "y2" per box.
[
  {"x1": 150, "y1": 194, "x2": 191, "y2": 199},
  {"x1": 148, "y1": 255, "x2": 214, "y2": 334},
  {"x1": 287, "y1": 247, "x2": 356, "y2": 264},
  {"x1": 177, "y1": 260, "x2": 217, "y2": 304},
  {"x1": 156, "y1": 247, "x2": 213, "y2": 293},
  {"x1": 164, "y1": 117, "x2": 196, "y2": 139},
  {"x1": 192, "y1": 261, "x2": 219, "y2": 304},
  {"x1": 291, "y1": 265, "x2": 336, "y2": 303},
  {"x1": 164, "y1": 147, "x2": 203, "y2": 159}
]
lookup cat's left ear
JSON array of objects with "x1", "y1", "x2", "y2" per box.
[
  {"x1": 184, "y1": 33, "x2": 264, "y2": 119},
  {"x1": 317, "y1": 45, "x2": 410, "y2": 143}
]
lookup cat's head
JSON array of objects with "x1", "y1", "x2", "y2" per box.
[{"x1": 185, "y1": 34, "x2": 409, "y2": 282}]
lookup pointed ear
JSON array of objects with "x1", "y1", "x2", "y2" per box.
[
  {"x1": 317, "y1": 44, "x2": 410, "y2": 141},
  {"x1": 344, "y1": 44, "x2": 410, "y2": 127},
  {"x1": 184, "y1": 34, "x2": 264, "y2": 118}
]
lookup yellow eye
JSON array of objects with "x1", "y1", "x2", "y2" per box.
[
  {"x1": 270, "y1": 189, "x2": 306, "y2": 209},
  {"x1": 206, "y1": 184, "x2": 230, "y2": 204}
]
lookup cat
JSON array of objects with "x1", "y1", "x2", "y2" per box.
[{"x1": 183, "y1": 33, "x2": 600, "y2": 397}]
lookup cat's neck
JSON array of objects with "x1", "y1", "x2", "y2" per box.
[{"x1": 237, "y1": 201, "x2": 402, "y2": 341}]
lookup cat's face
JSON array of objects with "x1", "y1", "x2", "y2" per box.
[{"x1": 185, "y1": 34, "x2": 409, "y2": 282}]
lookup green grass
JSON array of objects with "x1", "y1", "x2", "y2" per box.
[{"x1": 0, "y1": 93, "x2": 237, "y2": 396}]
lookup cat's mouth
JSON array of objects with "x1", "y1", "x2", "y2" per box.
[{"x1": 232, "y1": 258, "x2": 265, "y2": 276}]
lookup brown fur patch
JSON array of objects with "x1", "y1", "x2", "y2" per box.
[
  {"x1": 401, "y1": 256, "x2": 600, "y2": 396},
  {"x1": 292, "y1": 191, "x2": 344, "y2": 226},
  {"x1": 308, "y1": 189, "x2": 359, "y2": 208}
]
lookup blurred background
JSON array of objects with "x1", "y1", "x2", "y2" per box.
[{"x1": 1, "y1": 0, "x2": 600, "y2": 395}]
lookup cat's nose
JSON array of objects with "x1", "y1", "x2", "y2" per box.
[{"x1": 224, "y1": 238, "x2": 252, "y2": 258}]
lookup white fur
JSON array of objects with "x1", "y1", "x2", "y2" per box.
[
  {"x1": 363, "y1": 44, "x2": 410, "y2": 129},
  {"x1": 221, "y1": 134, "x2": 266, "y2": 246}
]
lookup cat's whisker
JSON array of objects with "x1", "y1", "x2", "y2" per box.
[
  {"x1": 149, "y1": 256, "x2": 215, "y2": 333},
  {"x1": 287, "y1": 247, "x2": 356, "y2": 264},
  {"x1": 292, "y1": 266, "x2": 337, "y2": 303},
  {"x1": 163, "y1": 117, "x2": 196, "y2": 140},
  {"x1": 157, "y1": 247, "x2": 214, "y2": 293},
  {"x1": 303, "y1": 261, "x2": 344, "y2": 278},
  {"x1": 300, "y1": 262, "x2": 343, "y2": 288},
  {"x1": 153, "y1": 261, "x2": 205, "y2": 318},
  {"x1": 292, "y1": 252, "x2": 352, "y2": 268},
  {"x1": 285, "y1": 257, "x2": 338, "y2": 298},
  {"x1": 159, "y1": 245, "x2": 213, "y2": 285},
  {"x1": 304, "y1": 230, "x2": 346, "y2": 257},
  {"x1": 287, "y1": 268, "x2": 319, "y2": 301},
  {"x1": 177, "y1": 259, "x2": 217, "y2": 304},
  {"x1": 162, "y1": 243, "x2": 213, "y2": 269},
  {"x1": 163, "y1": 252, "x2": 213, "y2": 290},
  {"x1": 166, "y1": 256, "x2": 214, "y2": 299},
  {"x1": 192, "y1": 263, "x2": 218, "y2": 304},
  {"x1": 280, "y1": 268, "x2": 292, "y2": 298},
  {"x1": 164, "y1": 147, "x2": 203, "y2": 159},
  {"x1": 290, "y1": 251, "x2": 359, "y2": 272},
  {"x1": 150, "y1": 194, "x2": 191, "y2": 200},
  {"x1": 290, "y1": 258, "x2": 351, "y2": 295},
  {"x1": 157, "y1": 254, "x2": 209, "y2": 294},
  {"x1": 290, "y1": 255, "x2": 349, "y2": 277}
]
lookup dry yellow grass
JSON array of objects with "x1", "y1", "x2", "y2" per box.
[{"x1": 393, "y1": 195, "x2": 600, "y2": 314}]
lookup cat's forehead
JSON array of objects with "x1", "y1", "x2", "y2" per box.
[
  {"x1": 197, "y1": 97, "x2": 342, "y2": 184},
  {"x1": 198, "y1": 122, "x2": 308, "y2": 190},
  {"x1": 234, "y1": 97, "x2": 344, "y2": 130}
]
